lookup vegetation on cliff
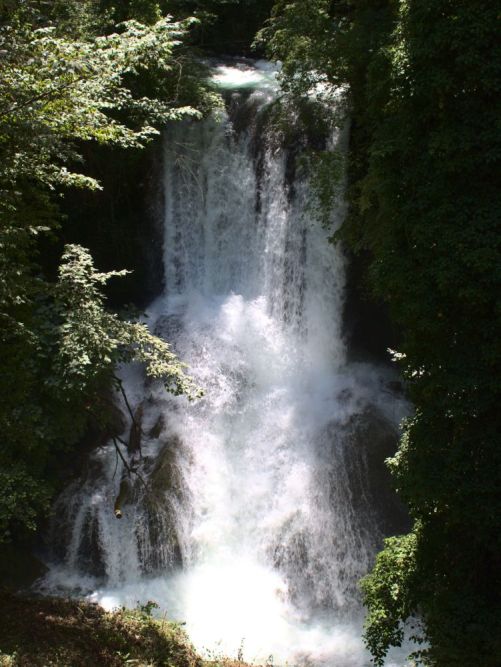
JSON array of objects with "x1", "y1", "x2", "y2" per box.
[{"x1": 263, "y1": 1, "x2": 501, "y2": 665}]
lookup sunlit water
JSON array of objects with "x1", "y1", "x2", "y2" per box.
[{"x1": 39, "y1": 62, "x2": 413, "y2": 666}]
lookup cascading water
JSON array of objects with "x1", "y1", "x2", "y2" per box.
[{"x1": 40, "y1": 62, "x2": 411, "y2": 666}]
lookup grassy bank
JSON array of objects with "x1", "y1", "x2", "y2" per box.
[{"x1": 0, "y1": 592, "x2": 243, "y2": 667}]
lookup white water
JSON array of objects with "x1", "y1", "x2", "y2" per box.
[{"x1": 39, "y1": 63, "x2": 412, "y2": 666}]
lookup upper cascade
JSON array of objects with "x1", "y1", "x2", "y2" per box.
[{"x1": 210, "y1": 59, "x2": 280, "y2": 92}]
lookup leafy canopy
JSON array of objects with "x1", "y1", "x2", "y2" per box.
[{"x1": 0, "y1": 0, "x2": 211, "y2": 541}]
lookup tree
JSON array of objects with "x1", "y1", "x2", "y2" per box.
[
  {"x1": 264, "y1": 1, "x2": 501, "y2": 664},
  {"x1": 0, "y1": 0, "x2": 211, "y2": 541}
]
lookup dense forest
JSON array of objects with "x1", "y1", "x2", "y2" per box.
[{"x1": 0, "y1": 1, "x2": 499, "y2": 666}]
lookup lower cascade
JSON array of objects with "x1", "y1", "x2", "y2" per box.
[{"x1": 40, "y1": 62, "x2": 410, "y2": 666}]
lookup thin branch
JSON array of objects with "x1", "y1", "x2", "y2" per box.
[
  {"x1": 112, "y1": 435, "x2": 148, "y2": 491},
  {"x1": 114, "y1": 375, "x2": 142, "y2": 431},
  {"x1": 112, "y1": 445, "x2": 119, "y2": 481}
]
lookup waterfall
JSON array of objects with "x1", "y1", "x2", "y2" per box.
[{"x1": 39, "y1": 61, "x2": 410, "y2": 666}]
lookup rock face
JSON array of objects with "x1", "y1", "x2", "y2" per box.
[
  {"x1": 342, "y1": 250, "x2": 399, "y2": 364},
  {"x1": 80, "y1": 396, "x2": 127, "y2": 448},
  {"x1": 345, "y1": 408, "x2": 409, "y2": 536},
  {"x1": 138, "y1": 434, "x2": 189, "y2": 573},
  {"x1": 50, "y1": 390, "x2": 192, "y2": 579},
  {"x1": 59, "y1": 140, "x2": 165, "y2": 310},
  {"x1": 270, "y1": 406, "x2": 409, "y2": 615}
]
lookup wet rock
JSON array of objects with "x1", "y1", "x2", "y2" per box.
[
  {"x1": 154, "y1": 314, "x2": 183, "y2": 342},
  {"x1": 104, "y1": 398, "x2": 128, "y2": 438},
  {"x1": 341, "y1": 408, "x2": 410, "y2": 535},
  {"x1": 149, "y1": 434, "x2": 184, "y2": 499},
  {"x1": 148, "y1": 414, "x2": 165, "y2": 439},
  {"x1": 386, "y1": 380, "x2": 404, "y2": 395},
  {"x1": 137, "y1": 434, "x2": 188, "y2": 574},
  {"x1": 342, "y1": 250, "x2": 398, "y2": 363},
  {"x1": 270, "y1": 407, "x2": 410, "y2": 615},
  {"x1": 77, "y1": 393, "x2": 127, "y2": 460},
  {"x1": 60, "y1": 139, "x2": 165, "y2": 310},
  {"x1": 76, "y1": 510, "x2": 107, "y2": 578},
  {"x1": 271, "y1": 517, "x2": 317, "y2": 611}
]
